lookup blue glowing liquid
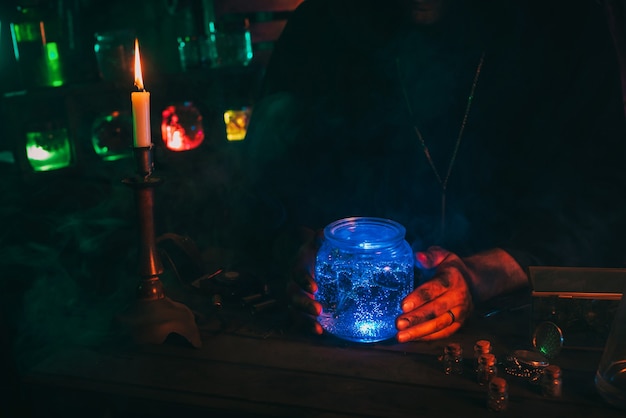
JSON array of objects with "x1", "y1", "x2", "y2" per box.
[{"x1": 316, "y1": 260, "x2": 413, "y2": 343}]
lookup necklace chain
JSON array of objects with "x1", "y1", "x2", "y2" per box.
[{"x1": 396, "y1": 51, "x2": 486, "y2": 236}]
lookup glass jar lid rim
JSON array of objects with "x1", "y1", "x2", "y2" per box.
[{"x1": 323, "y1": 217, "x2": 407, "y2": 249}]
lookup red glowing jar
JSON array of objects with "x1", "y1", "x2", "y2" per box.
[{"x1": 161, "y1": 102, "x2": 205, "y2": 151}]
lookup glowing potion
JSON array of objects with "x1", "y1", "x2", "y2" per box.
[{"x1": 315, "y1": 217, "x2": 414, "y2": 343}]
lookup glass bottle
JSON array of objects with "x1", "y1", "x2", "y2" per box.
[
  {"x1": 208, "y1": 18, "x2": 253, "y2": 68},
  {"x1": 474, "y1": 339, "x2": 491, "y2": 372},
  {"x1": 314, "y1": 217, "x2": 414, "y2": 343},
  {"x1": 541, "y1": 364, "x2": 562, "y2": 398},
  {"x1": 477, "y1": 353, "x2": 498, "y2": 385},
  {"x1": 93, "y1": 29, "x2": 135, "y2": 83},
  {"x1": 443, "y1": 342, "x2": 464, "y2": 375},
  {"x1": 595, "y1": 284, "x2": 626, "y2": 410},
  {"x1": 487, "y1": 377, "x2": 509, "y2": 412},
  {"x1": 10, "y1": 0, "x2": 66, "y2": 88}
]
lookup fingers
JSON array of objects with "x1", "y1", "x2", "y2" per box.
[
  {"x1": 401, "y1": 271, "x2": 458, "y2": 313},
  {"x1": 284, "y1": 231, "x2": 325, "y2": 336},
  {"x1": 413, "y1": 322, "x2": 463, "y2": 341},
  {"x1": 287, "y1": 241, "x2": 324, "y2": 336},
  {"x1": 286, "y1": 277, "x2": 324, "y2": 336},
  {"x1": 292, "y1": 244, "x2": 318, "y2": 293},
  {"x1": 291, "y1": 268, "x2": 318, "y2": 293},
  {"x1": 396, "y1": 307, "x2": 462, "y2": 343},
  {"x1": 415, "y1": 246, "x2": 451, "y2": 269},
  {"x1": 287, "y1": 281, "x2": 321, "y2": 316},
  {"x1": 395, "y1": 258, "x2": 474, "y2": 342},
  {"x1": 287, "y1": 305, "x2": 324, "y2": 335}
]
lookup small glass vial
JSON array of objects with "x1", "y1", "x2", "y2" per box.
[
  {"x1": 487, "y1": 377, "x2": 509, "y2": 412},
  {"x1": 477, "y1": 353, "x2": 498, "y2": 385},
  {"x1": 474, "y1": 339, "x2": 491, "y2": 372},
  {"x1": 443, "y1": 342, "x2": 464, "y2": 375},
  {"x1": 541, "y1": 364, "x2": 562, "y2": 398}
]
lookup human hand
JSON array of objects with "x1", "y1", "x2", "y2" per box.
[
  {"x1": 286, "y1": 228, "x2": 324, "y2": 335},
  {"x1": 395, "y1": 246, "x2": 474, "y2": 342}
]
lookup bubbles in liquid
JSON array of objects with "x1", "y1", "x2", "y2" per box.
[{"x1": 316, "y1": 261, "x2": 413, "y2": 343}]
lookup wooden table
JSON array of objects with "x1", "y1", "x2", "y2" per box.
[{"x1": 19, "y1": 283, "x2": 625, "y2": 418}]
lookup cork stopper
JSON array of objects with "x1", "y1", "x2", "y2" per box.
[
  {"x1": 479, "y1": 353, "x2": 496, "y2": 366},
  {"x1": 489, "y1": 376, "x2": 508, "y2": 392},
  {"x1": 474, "y1": 339, "x2": 491, "y2": 354},
  {"x1": 445, "y1": 342, "x2": 463, "y2": 356}
]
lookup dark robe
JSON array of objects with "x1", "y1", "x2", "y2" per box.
[{"x1": 240, "y1": 0, "x2": 626, "y2": 275}]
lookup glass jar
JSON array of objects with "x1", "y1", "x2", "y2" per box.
[
  {"x1": 595, "y1": 282, "x2": 626, "y2": 410},
  {"x1": 93, "y1": 29, "x2": 135, "y2": 83},
  {"x1": 474, "y1": 339, "x2": 492, "y2": 373},
  {"x1": 207, "y1": 19, "x2": 253, "y2": 68},
  {"x1": 541, "y1": 364, "x2": 562, "y2": 398},
  {"x1": 11, "y1": 2, "x2": 66, "y2": 88},
  {"x1": 443, "y1": 342, "x2": 464, "y2": 375},
  {"x1": 487, "y1": 377, "x2": 509, "y2": 412},
  {"x1": 477, "y1": 353, "x2": 498, "y2": 385},
  {"x1": 315, "y1": 217, "x2": 414, "y2": 343}
]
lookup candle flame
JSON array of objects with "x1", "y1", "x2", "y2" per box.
[{"x1": 134, "y1": 38, "x2": 144, "y2": 90}]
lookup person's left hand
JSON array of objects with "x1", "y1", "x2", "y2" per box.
[
  {"x1": 285, "y1": 227, "x2": 324, "y2": 335},
  {"x1": 395, "y1": 246, "x2": 474, "y2": 342}
]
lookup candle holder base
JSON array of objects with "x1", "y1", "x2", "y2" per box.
[{"x1": 117, "y1": 296, "x2": 202, "y2": 348}]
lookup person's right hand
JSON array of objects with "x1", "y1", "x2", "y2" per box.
[
  {"x1": 286, "y1": 228, "x2": 323, "y2": 335},
  {"x1": 396, "y1": 247, "x2": 474, "y2": 342}
]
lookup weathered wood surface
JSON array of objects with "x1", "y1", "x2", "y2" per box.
[{"x1": 21, "y1": 299, "x2": 625, "y2": 418}]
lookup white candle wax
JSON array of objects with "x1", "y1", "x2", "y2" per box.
[
  {"x1": 132, "y1": 90, "x2": 151, "y2": 147},
  {"x1": 132, "y1": 38, "x2": 151, "y2": 148}
]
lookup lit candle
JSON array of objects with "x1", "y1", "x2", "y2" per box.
[{"x1": 131, "y1": 39, "x2": 151, "y2": 148}]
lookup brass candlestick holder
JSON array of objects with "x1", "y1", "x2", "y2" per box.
[{"x1": 117, "y1": 145, "x2": 202, "y2": 348}]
